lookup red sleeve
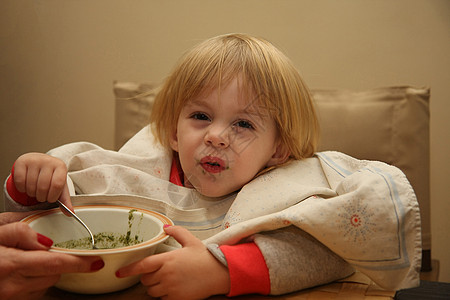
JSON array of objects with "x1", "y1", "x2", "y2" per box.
[
  {"x1": 169, "y1": 158, "x2": 183, "y2": 186},
  {"x1": 219, "y1": 242, "x2": 270, "y2": 296},
  {"x1": 6, "y1": 163, "x2": 39, "y2": 206}
]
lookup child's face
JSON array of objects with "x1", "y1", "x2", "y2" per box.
[{"x1": 170, "y1": 78, "x2": 287, "y2": 197}]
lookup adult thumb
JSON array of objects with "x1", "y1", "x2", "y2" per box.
[{"x1": 0, "y1": 222, "x2": 51, "y2": 250}]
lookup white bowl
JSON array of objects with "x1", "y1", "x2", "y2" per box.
[{"x1": 21, "y1": 205, "x2": 173, "y2": 294}]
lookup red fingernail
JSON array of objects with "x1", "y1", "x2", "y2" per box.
[
  {"x1": 115, "y1": 270, "x2": 122, "y2": 278},
  {"x1": 37, "y1": 233, "x2": 53, "y2": 247},
  {"x1": 90, "y1": 260, "x2": 105, "y2": 271},
  {"x1": 163, "y1": 224, "x2": 171, "y2": 229}
]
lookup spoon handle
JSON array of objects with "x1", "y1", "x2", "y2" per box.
[{"x1": 57, "y1": 200, "x2": 96, "y2": 248}]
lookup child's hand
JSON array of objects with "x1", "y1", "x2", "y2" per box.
[
  {"x1": 116, "y1": 225, "x2": 230, "y2": 300},
  {"x1": 12, "y1": 153, "x2": 73, "y2": 211}
]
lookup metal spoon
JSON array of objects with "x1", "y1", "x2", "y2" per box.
[{"x1": 57, "y1": 200, "x2": 96, "y2": 249}]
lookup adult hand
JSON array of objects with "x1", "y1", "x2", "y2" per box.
[
  {"x1": 0, "y1": 222, "x2": 104, "y2": 300},
  {"x1": 116, "y1": 225, "x2": 230, "y2": 300},
  {"x1": 12, "y1": 152, "x2": 73, "y2": 211},
  {"x1": 0, "y1": 211, "x2": 40, "y2": 226}
]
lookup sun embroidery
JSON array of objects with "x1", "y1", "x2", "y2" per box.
[
  {"x1": 350, "y1": 214, "x2": 362, "y2": 227},
  {"x1": 337, "y1": 198, "x2": 376, "y2": 244}
]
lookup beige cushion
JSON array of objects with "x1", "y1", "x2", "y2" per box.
[
  {"x1": 114, "y1": 81, "x2": 156, "y2": 150},
  {"x1": 113, "y1": 82, "x2": 431, "y2": 262}
]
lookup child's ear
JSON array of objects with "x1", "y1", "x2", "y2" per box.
[
  {"x1": 267, "y1": 143, "x2": 290, "y2": 167},
  {"x1": 169, "y1": 130, "x2": 179, "y2": 152}
]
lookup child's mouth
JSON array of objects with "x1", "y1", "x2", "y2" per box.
[{"x1": 200, "y1": 156, "x2": 226, "y2": 174}]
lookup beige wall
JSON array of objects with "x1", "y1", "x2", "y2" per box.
[{"x1": 1, "y1": 0, "x2": 449, "y2": 282}]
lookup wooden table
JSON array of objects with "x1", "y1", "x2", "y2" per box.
[
  {"x1": 42, "y1": 272, "x2": 396, "y2": 300},
  {"x1": 43, "y1": 283, "x2": 307, "y2": 300},
  {"x1": 42, "y1": 283, "x2": 393, "y2": 300},
  {"x1": 42, "y1": 260, "x2": 440, "y2": 300},
  {"x1": 41, "y1": 259, "x2": 440, "y2": 299},
  {"x1": 42, "y1": 280, "x2": 450, "y2": 300}
]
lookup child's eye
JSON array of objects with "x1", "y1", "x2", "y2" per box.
[
  {"x1": 191, "y1": 113, "x2": 210, "y2": 121},
  {"x1": 234, "y1": 120, "x2": 254, "y2": 129}
]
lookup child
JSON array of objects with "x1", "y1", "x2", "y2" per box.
[{"x1": 5, "y1": 34, "x2": 421, "y2": 299}]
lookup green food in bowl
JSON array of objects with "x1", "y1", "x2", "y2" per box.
[
  {"x1": 54, "y1": 209, "x2": 144, "y2": 249},
  {"x1": 54, "y1": 232, "x2": 144, "y2": 249}
]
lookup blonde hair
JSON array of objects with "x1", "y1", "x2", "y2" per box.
[{"x1": 151, "y1": 33, "x2": 319, "y2": 160}]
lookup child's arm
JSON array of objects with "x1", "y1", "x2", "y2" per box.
[
  {"x1": 116, "y1": 225, "x2": 230, "y2": 300},
  {"x1": 5, "y1": 153, "x2": 73, "y2": 211},
  {"x1": 210, "y1": 226, "x2": 354, "y2": 296},
  {"x1": 117, "y1": 225, "x2": 352, "y2": 298},
  {"x1": 247, "y1": 227, "x2": 354, "y2": 295}
]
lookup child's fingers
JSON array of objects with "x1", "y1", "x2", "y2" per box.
[
  {"x1": 35, "y1": 167, "x2": 53, "y2": 203},
  {"x1": 163, "y1": 225, "x2": 201, "y2": 248},
  {"x1": 12, "y1": 153, "x2": 69, "y2": 204},
  {"x1": 12, "y1": 160, "x2": 27, "y2": 193},
  {"x1": 57, "y1": 184, "x2": 74, "y2": 214},
  {"x1": 140, "y1": 272, "x2": 161, "y2": 288},
  {"x1": 144, "y1": 281, "x2": 167, "y2": 299},
  {"x1": 25, "y1": 165, "x2": 40, "y2": 198},
  {"x1": 116, "y1": 254, "x2": 164, "y2": 278},
  {"x1": 46, "y1": 167, "x2": 68, "y2": 204}
]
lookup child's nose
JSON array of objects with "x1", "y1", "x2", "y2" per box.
[{"x1": 204, "y1": 125, "x2": 229, "y2": 148}]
